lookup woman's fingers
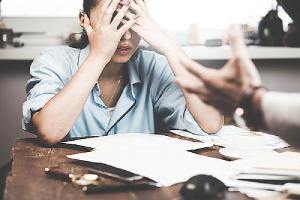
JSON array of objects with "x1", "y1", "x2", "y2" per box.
[
  {"x1": 118, "y1": 17, "x2": 136, "y2": 35},
  {"x1": 119, "y1": 0, "x2": 130, "y2": 7},
  {"x1": 129, "y1": 0, "x2": 143, "y2": 15},
  {"x1": 101, "y1": 0, "x2": 114, "y2": 12},
  {"x1": 83, "y1": 14, "x2": 93, "y2": 36},
  {"x1": 111, "y1": 4, "x2": 130, "y2": 28},
  {"x1": 134, "y1": 0, "x2": 146, "y2": 10},
  {"x1": 103, "y1": 0, "x2": 122, "y2": 24},
  {"x1": 122, "y1": 18, "x2": 140, "y2": 33},
  {"x1": 124, "y1": 11, "x2": 137, "y2": 20}
]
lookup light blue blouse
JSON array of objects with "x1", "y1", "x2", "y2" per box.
[{"x1": 22, "y1": 45, "x2": 207, "y2": 138}]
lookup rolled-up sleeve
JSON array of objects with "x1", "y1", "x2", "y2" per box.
[
  {"x1": 150, "y1": 56, "x2": 207, "y2": 136},
  {"x1": 22, "y1": 48, "x2": 69, "y2": 133}
]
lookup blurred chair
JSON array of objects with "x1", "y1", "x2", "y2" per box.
[{"x1": 0, "y1": 161, "x2": 12, "y2": 200}]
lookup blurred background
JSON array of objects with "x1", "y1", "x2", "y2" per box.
[
  {"x1": 0, "y1": 0, "x2": 300, "y2": 167},
  {"x1": 0, "y1": 0, "x2": 293, "y2": 46}
]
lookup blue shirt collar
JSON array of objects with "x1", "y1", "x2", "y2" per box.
[{"x1": 127, "y1": 49, "x2": 142, "y2": 85}]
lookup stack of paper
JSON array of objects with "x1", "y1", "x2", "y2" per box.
[
  {"x1": 232, "y1": 151, "x2": 300, "y2": 172},
  {"x1": 171, "y1": 125, "x2": 289, "y2": 150},
  {"x1": 226, "y1": 152, "x2": 300, "y2": 197}
]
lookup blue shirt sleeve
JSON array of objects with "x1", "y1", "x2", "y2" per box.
[
  {"x1": 150, "y1": 54, "x2": 207, "y2": 136},
  {"x1": 22, "y1": 47, "x2": 71, "y2": 133}
]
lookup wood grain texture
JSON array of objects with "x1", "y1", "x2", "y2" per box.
[{"x1": 6, "y1": 136, "x2": 284, "y2": 200}]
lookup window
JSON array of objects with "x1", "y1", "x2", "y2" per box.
[
  {"x1": 148, "y1": 0, "x2": 291, "y2": 30},
  {"x1": 2, "y1": 0, "x2": 292, "y2": 29}
]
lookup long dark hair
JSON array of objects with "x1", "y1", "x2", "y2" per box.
[{"x1": 69, "y1": 0, "x2": 99, "y2": 49}]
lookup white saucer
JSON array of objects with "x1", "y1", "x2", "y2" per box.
[{"x1": 219, "y1": 147, "x2": 276, "y2": 160}]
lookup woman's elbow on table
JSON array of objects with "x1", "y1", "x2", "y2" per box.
[
  {"x1": 201, "y1": 122, "x2": 222, "y2": 135},
  {"x1": 199, "y1": 114, "x2": 223, "y2": 135},
  {"x1": 32, "y1": 112, "x2": 69, "y2": 145}
]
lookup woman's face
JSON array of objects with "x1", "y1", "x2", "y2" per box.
[{"x1": 88, "y1": 1, "x2": 141, "y2": 64}]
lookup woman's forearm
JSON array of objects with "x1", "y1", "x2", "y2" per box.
[
  {"x1": 185, "y1": 93, "x2": 223, "y2": 134},
  {"x1": 32, "y1": 54, "x2": 108, "y2": 144},
  {"x1": 162, "y1": 42, "x2": 223, "y2": 134},
  {"x1": 127, "y1": 1, "x2": 223, "y2": 132}
]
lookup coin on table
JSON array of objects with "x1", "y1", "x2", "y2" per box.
[
  {"x1": 72, "y1": 174, "x2": 99, "y2": 186},
  {"x1": 83, "y1": 174, "x2": 99, "y2": 181}
]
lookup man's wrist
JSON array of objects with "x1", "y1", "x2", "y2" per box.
[
  {"x1": 251, "y1": 87, "x2": 266, "y2": 116},
  {"x1": 239, "y1": 86, "x2": 267, "y2": 130},
  {"x1": 251, "y1": 87, "x2": 267, "y2": 129}
]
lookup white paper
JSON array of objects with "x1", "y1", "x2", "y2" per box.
[
  {"x1": 224, "y1": 152, "x2": 300, "y2": 199},
  {"x1": 64, "y1": 133, "x2": 213, "y2": 151},
  {"x1": 68, "y1": 147, "x2": 234, "y2": 187},
  {"x1": 232, "y1": 151, "x2": 300, "y2": 172},
  {"x1": 236, "y1": 188, "x2": 281, "y2": 199},
  {"x1": 171, "y1": 125, "x2": 289, "y2": 150},
  {"x1": 65, "y1": 131, "x2": 293, "y2": 198}
]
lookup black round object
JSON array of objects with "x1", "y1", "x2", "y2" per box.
[{"x1": 180, "y1": 175, "x2": 227, "y2": 200}]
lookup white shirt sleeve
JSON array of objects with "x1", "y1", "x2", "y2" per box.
[{"x1": 261, "y1": 91, "x2": 300, "y2": 147}]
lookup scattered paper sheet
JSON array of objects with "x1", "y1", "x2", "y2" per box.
[
  {"x1": 68, "y1": 147, "x2": 234, "y2": 187},
  {"x1": 171, "y1": 125, "x2": 289, "y2": 150},
  {"x1": 64, "y1": 133, "x2": 213, "y2": 151},
  {"x1": 232, "y1": 151, "x2": 300, "y2": 172},
  {"x1": 226, "y1": 152, "x2": 300, "y2": 199},
  {"x1": 237, "y1": 188, "x2": 281, "y2": 199}
]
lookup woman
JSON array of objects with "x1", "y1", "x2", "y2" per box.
[{"x1": 22, "y1": 0, "x2": 223, "y2": 144}]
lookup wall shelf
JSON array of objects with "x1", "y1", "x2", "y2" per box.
[{"x1": 1, "y1": 45, "x2": 300, "y2": 61}]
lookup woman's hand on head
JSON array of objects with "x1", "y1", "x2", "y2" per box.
[
  {"x1": 83, "y1": 0, "x2": 136, "y2": 62},
  {"x1": 125, "y1": 0, "x2": 179, "y2": 55}
]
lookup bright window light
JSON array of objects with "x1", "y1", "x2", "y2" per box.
[
  {"x1": 147, "y1": 0, "x2": 291, "y2": 30},
  {"x1": 2, "y1": 0, "x2": 292, "y2": 30}
]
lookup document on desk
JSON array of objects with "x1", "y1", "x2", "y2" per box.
[
  {"x1": 227, "y1": 151, "x2": 300, "y2": 198},
  {"x1": 232, "y1": 151, "x2": 300, "y2": 172},
  {"x1": 68, "y1": 147, "x2": 234, "y2": 187},
  {"x1": 171, "y1": 125, "x2": 289, "y2": 150},
  {"x1": 64, "y1": 133, "x2": 213, "y2": 151}
]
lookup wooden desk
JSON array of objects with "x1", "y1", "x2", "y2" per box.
[{"x1": 3, "y1": 138, "x2": 254, "y2": 200}]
